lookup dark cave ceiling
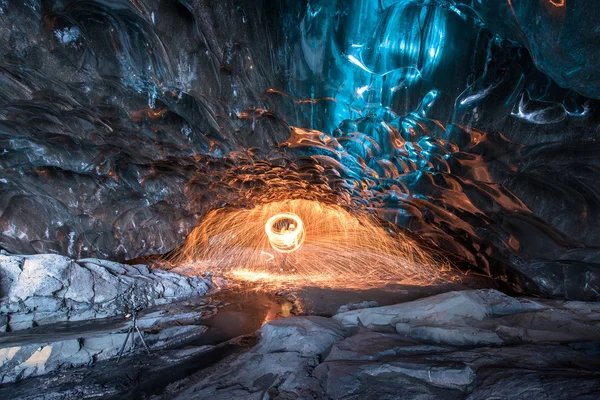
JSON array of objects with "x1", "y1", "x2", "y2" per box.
[{"x1": 0, "y1": 0, "x2": 599, "y2": 299}]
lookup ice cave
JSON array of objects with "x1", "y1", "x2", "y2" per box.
[{"x1": 0, "y1": 0, "x2": 599, "y2": 398}]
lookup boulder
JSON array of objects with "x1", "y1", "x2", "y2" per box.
[
  {"x1": 173, "y1": 316, "x2": 346, "y2": 399},
  {"x1": 0, "y1": 253, "x2": 215, "y2": 331},
  {"x1": 334, "y1": 289, "x2": 600, "y2": 346}
]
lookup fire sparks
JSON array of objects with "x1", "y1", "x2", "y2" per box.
[{"x1": 170, "y1": 199, "x2": 445, "y2": 287}]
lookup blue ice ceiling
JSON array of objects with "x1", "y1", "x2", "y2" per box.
[{"x1": 287, "y1": 0, "x2": 592, "y2": 134}]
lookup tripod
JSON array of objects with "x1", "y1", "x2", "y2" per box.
[
  {"x1": 117, "y1": 308, "x2": 151, "y2": 363},
  {"x1": 116, "y1": 283, "x2": 151, "y2": 363}
]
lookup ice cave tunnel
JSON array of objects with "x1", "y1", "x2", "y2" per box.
[{"x1": 0, "y1": 0, "x2": 599, "y2": 398}]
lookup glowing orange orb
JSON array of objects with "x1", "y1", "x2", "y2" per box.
[{"x1": 265, "y1": 212, "x2": 305, "y2": 253}]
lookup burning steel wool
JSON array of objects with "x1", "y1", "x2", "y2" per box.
[
  {"x1": 265, "y1": 212, "x2": 305, "y2": 253},
  {"x1": 171, "y1": 199, "x2": 445, "y2": 286}
]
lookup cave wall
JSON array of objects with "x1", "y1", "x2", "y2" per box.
[{"x1": 0, "y1": 0, "x2": 599, "y2": 298}]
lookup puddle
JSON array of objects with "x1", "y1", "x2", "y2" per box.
[{"x1": 189, "y1": 289, "x2": 293, "y2": 346}]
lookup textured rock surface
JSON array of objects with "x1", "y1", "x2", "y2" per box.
[
  {"x1": 171, "y1": 316, "x2": 346, "y2": 400},
  {"x1": 312, "y1": 330, "x2": 600, "y2": 400},
  {"x1": 159, "y1": 289, "x2": 600, "y2": 400},
  {"x1": 336, "y1": 300, "x2": 379, "y2": 314},
  {"x1": 0, "y1": 298, "x2": 215, "y2": 384},
  {"x1": 334, "y1": 289, "x2": 600, "y2": 346},
  {"x1": 0, "y1": 289, "x2": 598, "y2": 398},
  {"x1": 0, "y1": 252, "x2": 214, "y2": 331},
  {"x1": 0, "y1": 290, "x2": 287, "y2": 397}
]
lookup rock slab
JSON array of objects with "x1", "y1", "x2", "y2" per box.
[{"x1": 0, "y1": 253, "x2": 215, "y2": 331}]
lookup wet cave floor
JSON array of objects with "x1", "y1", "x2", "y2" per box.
[{"x1": 0, "y1": 271, "x2": 498, "y2": 399}]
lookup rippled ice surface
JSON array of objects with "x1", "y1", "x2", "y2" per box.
[{"x1": 0, "y1": 0, "x2": 599, "y2": 299}]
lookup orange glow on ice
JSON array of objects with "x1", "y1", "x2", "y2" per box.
[{"x1": 170, "y1": 199, "x2": 446, "y2": 288}]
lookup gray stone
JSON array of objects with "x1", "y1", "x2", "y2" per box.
[
  {"x1": 160, "y1": 279, "x2": 181, "y2": 298},
  {"x1": 90, "y1": 271, "x2": 120, "y2": 304},
  {"x1": 332, "y1": 289, "x2": 598, "y2": 346},
  {"x1": 148, "y1": 325, "x2": 208, "y2": 349},
  {"x1": 326, "y1": 329, "x2": 451, "y2": 362},
  {"x1": 66, "y1": 309, "x2": 96, "y2": 322},
  {"x1": 0, "y1": 253, "x2": 215, "y2": 331},
  {"x1": 172, "y1": 316, "x2": 345, "y2": 399},
  {"x1": 394, "y1": 324, "x2": 502, "y2": 346},
  {"x1": 64, "y1": 263, "x2": 94, "y2": 303},
  {"x1": 137, "y1": 310, "x2": 205, "y2": 330},
  {"x1": 1, "y1": 290, "x2": 599, "y2": 399},
  {"x1": 123, "y1": 264, "x2": 147, "y2": 276},
  {"x1": 334, "y1": 289, "x2": 546, "y2": 330},
  {"x1": 7, "y1": 313, "x2": 35, "y2": 331},
  {"x1": 23, "y1": 296, "x2": 62, "y2": 312},
  {"x1": 78, "y1": 258, "x2": 127, "y2": 275},
  {"x1": 131, "y1": 264, "x2": 150, "y2": 275},
  {"x1": 0, "y1": 319, "x2": 211, "y2": 384},
  {"x1": 32, "y1": 310, "x2": 69, "y2": 326},
  {"x1": 259, "y1": 316, "x2": 345, "y2": 356},
  {"x1": 466, "y1": 369, "x2": 600, "y2": 400},
  {"x1": 8, "y1": 255, "x2": 71, "y2": 302},
  {"x1": 336, "y1": 300, "x2": 380, "y2": 314},
  {"x1": 0, "y1": 254, "x2": 23, "y2": 299},
  {"x1": 168, "y1": 291, "x2": 600, "y2": 399},
  {"x1": 0, "y1": 315, "x2": 7, "y2": 333}
]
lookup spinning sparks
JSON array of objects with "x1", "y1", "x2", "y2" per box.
[
  {"x1": 265, "y1": 213, "x2": 305, "y2": 253},
  {"x1": 170, "y1": 199, "x2": 445, "y2": 287}
]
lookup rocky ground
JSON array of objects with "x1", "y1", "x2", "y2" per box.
[
  {"x1": 162, "y1": 289, "x2": 600, "y2": 400},
  {"x1": 0, "y1": 252, "x2": 219, "y2": 384},
  {"x1": 1, "y1": 253, "x2": 599, "y2": 399}
]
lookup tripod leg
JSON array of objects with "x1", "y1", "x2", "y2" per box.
[
  {"x1": 135, "y1": 326, "x2": 151, "y2": 355},
  {"x1": 117, "y1": 325, "x2": 133, "y2": 363},
  {"x1": 130, "y1": 323, "x2": 137, "y2": 351}
]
